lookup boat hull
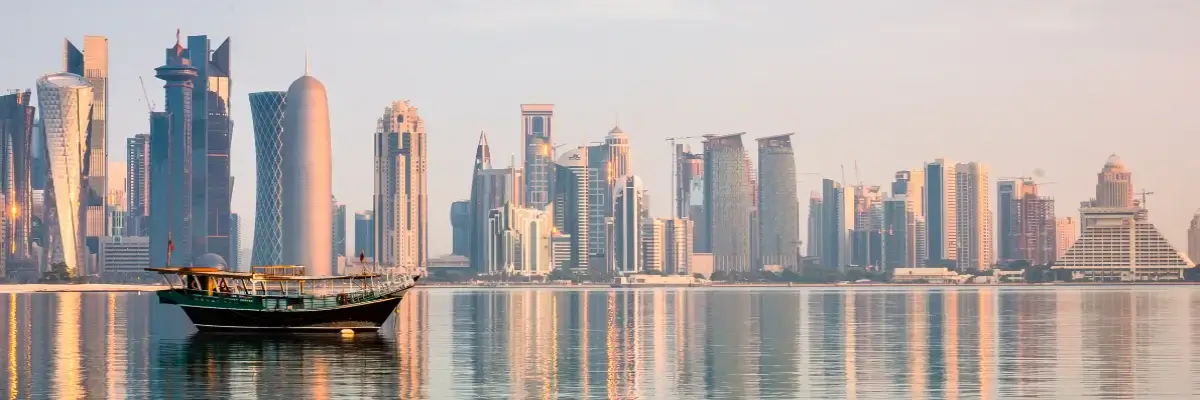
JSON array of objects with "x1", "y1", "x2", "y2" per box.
[{"x1": 165, "y1": 290, "x2": 407, "y2": 333}]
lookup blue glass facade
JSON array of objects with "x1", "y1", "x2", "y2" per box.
[
  {"x1": 151, "y1": 38, "x2": 198, "y2": 267},
  {"x1": 187, "y1": 35, "x2": 234, "y2": 265},
  {"x1": 248, "y1": 91, "x2": 285, "y2": 266},
  {"x1": 148, "y1": 111, "x2": 173, "y2": 267},
  {"x1": 451, "y1": 200, "x2": 470, "y2": 257}
]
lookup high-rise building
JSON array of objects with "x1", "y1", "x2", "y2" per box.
[
  {"x1": 674, "y1": 144, "x2": 702, "y2": 217},
  {"x1": 450, "y1": 200, "x2": 470, "y2": 257},
  {"x1": 641, "y1": 217, "x2": 664, "y2": 271},
  {"x1": 892, "y1": 170, "x2": 925, "y2": 217},
  {"x1": 553, "y1": 147, "x2": 588, "y2": 271},
  {"x1": 585, "y1": 143, "x2": 610, "y2": 269},
  {"x1": 470, "y1": 154, "x2": 523, "y2": 273},
  {"x1": 702, "y1": 133, "x2": 753, "y2": 272},
  {"x1": 661, "y1": 217, "x2": 694, "y2": 275},
  {"x1": 64, "y1": 36, "x2": 108, "y2": 261},
  {"x1": 281, "y1": 62, "x2": 333, "y2": 275},
  {"x1": 923, "y1": 159, "x2": 957, "y2": 265},
  {"x1": 150, "y1": 34, "x2": 199, "y2": 269},
  {"x1": 614, "y1": 175, "x2": 646, "y2": 274},
  {"x1": 30, "y1": 118, "x2": 46, "y2": 192},
  {"x1": 125, "y1": 133, "x2": 150, "y2": 236},
  {"x1": 36, "y1": 72, "x2": 93, "y2": 275},
  {"x1": 755, "y1": 134, "x2": 799, "y2": 269},
  {"x1": 373, "y1": 101, "x2": 426, "y2": 272},
  {"x1": 248, "y1": 91, "x2": 286, "y2": 266},
  {"x1": 332, "y1": 196, "x2": 346, "y2": 270},
  {"x1": 230, "y1": 213, "x2": 241, "y2": 270},
  {"x1": 1189, "y1": 213, "x2": 1200, "y2": 265},
  {"x1": 484, "y1": 202, "x2": 552, "y2": 276},
  {"x1": 1095, "y1": 155, "x2": 1134, "y2": 208},
  {"x1": 821, "y1": 179, "x2": 853, "y2": 271},
  {"x1": 521, "y1": 104, "x2": 554, "y2": 208},
  {"x1": 881, "y1": 196, "x2": 909, "y2": 270},
  {"x1": 996, "y1": 179, "x2": 1031, "y2": 261},
  {"x1": 955, "y1": 162, "x2": 992, "y2": 271},
  {"x1": 354, "y1": 210, "x2": 374, "y2": 260},
  {"x1": 605, "y1": 125, "x2": 632, "y2": 183},
  {"x1": 0, "y1": 90, "x2": 36, "y2": 263},
  {"x1": 184, "y1": 34, "x2": 234, "y2": 267},
  {"x1": 850, "y1": 185, "x2": 884, "y2": 268},
  {"x1": 1056, "y1": 217, "x2": 1076, "y2": 261},
  {"x1": 806, "y1": 193, "x2": 823, "y2": 259}
]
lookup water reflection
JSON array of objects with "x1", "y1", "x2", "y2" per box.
[{"x1": 1, "y1": 287, "x2": 1199, "y2": 398}]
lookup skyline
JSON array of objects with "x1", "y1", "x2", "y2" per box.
[{"x1": 3, "y1": 2, "x2": 1200, "y2": 256}]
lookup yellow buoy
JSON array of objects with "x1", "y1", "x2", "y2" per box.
[{"x1": 340, "y1": 328, "x2": 354, "y2": 336}]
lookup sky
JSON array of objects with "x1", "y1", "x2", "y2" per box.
[{"x1": 4, "y1": 1, "x2": 1200, "y2": 257}]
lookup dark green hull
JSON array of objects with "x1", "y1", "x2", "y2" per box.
[{"x1": 157, "y1": 288, "x2": 409, "y2": 333}]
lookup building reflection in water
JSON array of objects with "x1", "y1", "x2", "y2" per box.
[{"x1": 2, "y1": 288, "x2": 1200, "y2": 398}]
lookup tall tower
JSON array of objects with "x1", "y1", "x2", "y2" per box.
[
  {"x1": 149, "y1": 32, "x2": 199, "y2": 268},
  {"x1": 806, "y1": 193, "x2": 823, "y2": 259},
  {"x1": 702, "y1": 133, "x2": 753, "y2": 272},
  {"x1": 36, "y1": 73, "x2": 94, "y2": 274},
  {"x1": 1189, "y1": 213, "x2": 1200, "y2": 265},
  {"x1": 64, "y1": 36, "x2": 108, "y2": 263},
  {"x1": 0, "y1": 90, "x2": 36, "y2": 261},
  {"x1": 521, "y1": 104, "x2": 554, "y2": 209},
  {"x1": 755, "y1": 134, "x2": 799, "y2": 269},
  {"x1": 248, "y1": 91, "x2": 286, "y2": 266},
  {"x1": 280, "y1": 59, "x2": 333, "y2": 275},
  {"x1": 468, "y1": 131, "x2": 492, "y2": 272},
  {"x1": 605, "y1": 125, "x2": 632, "y2": 182},
  {"x1": 373, "y1": 101, "x2": 426, "y2": 271},
  {"x1": 553, "y1": 147, "x2": 589, "y2": 270},
  {"x1": 332, "y1": 196, "x2": 346, "y2": 271},
  {"x1": 125, "y1": 133, "x2": 150, "y2": 236},
  {"x1": 821, "y1": 179, "x2": 853, "y2": 271},
  {"x1": 586, "y1": 143, "x2": 610, "y2": 269},
  {"x1": 955, "y1": 162, "x2": 991, "y2": 271},
  {"x1": 923, "y1": 159, "x2": 957, "y2": 264},
  {"x1": 1095, "y1": 154, "x2": 1134, "y2": 208},
  {"x1": 186, "y1": 34, "x2": 234, "y2": 265},
  {"x1": 1055, "y1": 217, "x2": 1076, "y2": 261},
  {"x1": 614, "y1": 175, "x2": 645, "y2": 273}
]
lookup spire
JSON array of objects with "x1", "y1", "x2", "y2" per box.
[
  {"x1": 304, "y1": 50, "x2": 310, "y2": 76},
  {"x1": 474, "y1": 130, "x2": 492, "y2": 170},
  {"x1": 172, "y1": 29, "x2": 185, "y2": 57}
]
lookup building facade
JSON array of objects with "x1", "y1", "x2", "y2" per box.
[
  {"x1": 65, "y1": 36, "x2": 108, "y2": 262},
  {"x1": 0, "y1": 90, "x2": 35, "y2": 263},
  {"x1": 150, "y1": 35, "x2": 200, "y2": 269},
  {"x1": 881, "y1": 196, "x2": 909, "y2": 270},
  {"x1": 955, "y1": 162, "x2": 992, "y2": 271},
  {"x1": 923, "y1": 159, "x2": 957, "y2": 265},
  {"x1": 702, "y1": 133, "x2": 753, "y2": 272},
  {"x1": 613, "y1": 176, "x2": 646, "y2": 274},
  {"x1": 281, "y1": 67, "x2": 332, "y2": 275},
  {"x1": 99, "y1": 236, "x2": 149, "y2": 277},
  {"x1": 661, "y1": 217, "x2": 694, "y2": 275},
  {"x1": 1095, "y1": 155, "x2": 1134, "y2": 208},
  {"x1": 230, "y1": 213, "x2": 241, "y2": 270},
  {"x1": 248, "y1": 91, "x2": 286, "y2": 266},
  {"x1": 186, "y1": 34, "x2": 234, "y2": 267},
  {"x1": 553, "y1": 148, "x2": 589, "y2": 271},
  {"x1": 125, "y1": 133, "x2": 150, "y2": 236},
  {"x1": 821, "y1": 179, "x2": 853, "y2": 271},
  {"x1": 1055, "y1": 217, "x2": 1077, "y2": 261},
  {"x1": 470, "y1": 162, "x2": 523, "y2": 272},
  {"x1": 354, "y1": 210, "x2": 374, "y2": 260},
  {"x1": 450, "y1": 200, "x2": 470, "y2": 257},
  {"x1": 373, "y1": 101, "x2": 426, "y2": 272},
  {"x1": 755, "y1": 134, "x2": 800, "y2": 269},
  {"x1": 484, "y1": 202, "x2": 552, "y2": 276},
  {"x1": 37, "y1": 72, "x2": 94, "y2": 275},
  {"x1": 332, "y1": 197, "x2": 346, "y2": 270},
  {"x1": 641, "y1": 217, "x2": 664, "y2": 271},
  {"x1": 1054, "y1": 207, "x2": 1193, "y2": 281},
  {"x1": 521, "y1": 104, "x2": 554, "y2": 208}
]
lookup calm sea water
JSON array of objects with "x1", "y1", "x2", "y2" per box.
[{"x1": 0, "y1": 286, "x2": 1198, "y2": 399}]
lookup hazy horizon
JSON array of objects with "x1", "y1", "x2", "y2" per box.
[{"x1": 4, "y1": 1, "x2": 1199, "y2": 257}]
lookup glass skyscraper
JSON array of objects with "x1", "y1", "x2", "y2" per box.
[
  {"x1": 186, "y1": 34, "x2": 234, "y2": 266},
  {"x1": 248, "y1": 91, "x2": 285, "y2": 266},
  {"x1": 125, "y1": 133, "x2": 150, "y2": 236},
  {"x1": 150, "y1": 34, "x2": 199, "y2": 268},
  {"x1": 521, "y1": 104, "x2": 554, "y2": 209},
  {"x1": 702, "y1": 133, "x2": 753, "y2": 272},
  {"x1": 0, "y1": 90, "x2": 36, "y2": 264},
  {"x1": 64, "y1": 36, "x2": 108, "y2": 268},
  {"x1": 36, "y1": 72, "x2": 93, "y2": 275},
  {"x1": 755, "y1": 134, "x2": 800, "y2": 269}
]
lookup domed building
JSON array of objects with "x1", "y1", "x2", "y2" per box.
[{"x1": 193, "y1": 253, "x2": 228, "y2": 270}]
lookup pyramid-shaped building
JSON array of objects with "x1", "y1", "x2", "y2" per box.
[{"x1": 1052, "y1": 207, "x2": 1195, "y2": 281}]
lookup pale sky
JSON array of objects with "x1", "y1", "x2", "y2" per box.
[{"x1": 4, "y1": 1, "x2": 1200, "y2": 256}]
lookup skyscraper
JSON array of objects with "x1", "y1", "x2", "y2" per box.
[
  {"x1": 36, "y1": 72, "x2": 93, "y2": 274},
  {"x1": 150, "y1": 33, "x2": 198, "y2": 268},
  {"x1": 955, "y1": 162, "x2": 992, "y2": 271},
  {"x1": 281, "y1": 61, "x2": 333, "y2": 275},
  {"x1": 702, "y1": 133, "x2": 753, "y2": 272},
  {"x1": 0, "y1": 90, "x2": 36, "y2": 262},
  {"x1": 881, "y1": 196, "x2": 908, "y2": 270},
  {"x1": 641, "y1": 217, "x2": 664, "y2": 271},
  {"x1": 585, "y1": 143, "x2": 610, "y2": 269},
  {"x1": 230, "y1": 213, "x2": 241, "y2": 270},
  {"x1": 605, "y1": 125, "x2": 632, "y2": 185},
  {"x1": 755, "y1": 134, "x2": 799, "y2": 269},
  {"x1": 806, "y1": 193, "x2": 822, "y2": 259},
  {"x1": 450, "y1": 200, "x2": 470, "y2": 257},
  {"x1": 64, "y1": 36, "x2": 108, "y2": 260},
  {"x1": 614, "y1": 175, "x2": 646, "y2": 274},
  {"x1": 468, "y1": 131, "x2": 494, "y2": 271},
  {"x1": 553, "y1": 148, "x2": 589, "y2": 270},
  {"x1": 332, "y1": 196, "x2": 346, "y2": 270},
  {"x1": 521, "y1": 104, "x2": 554, "y2": 208},
  {"x1": 125, "y1": 133, "x2": 150, "y2": 236},
  {"x1": 185, "y1": 34, "x2": 234, "y2": 265},
  {"x1": 996, "y1": 179, "x2": 1030, "y2": 261},
  {"x1": 1055, "y1": 217, "x2": 1076, "y2": 261},
  {"x1": 1189, "y1": 214, "x2": 1200, "y2": 265},
  {"x1": 661, "y1": 218, "x2": 694, "y2": 275},
  {"x1": 248, "y1": 91, "x2": 286, "y2": 266},
  {"x1": 373, "y1": 101, "x2": 426, "y2": 271},
  {"x1": 676, "y1": 145, "x2": 704, "y2": 249},
  {"x1": 354, "y1": 210, "x2": 374, "y2": 260},
  {"x1": 998, "y1": 179, "x2": 1056, "y2": 265},
  {"x1": 821, "y1": 179, "x2": 853, "y2": 271},
  {"x1": 923, "y1": 159, "x2": 957, "y2": 265},
  {"x1": 1095, "y1": 155, "x2": 1133, "y2": 208}
]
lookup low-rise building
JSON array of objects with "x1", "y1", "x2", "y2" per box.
[
  {"x1": 891, "y1": 267, "x2": 964, "y2": 284},
  {"x1": 100, "y1": 236, "x2": 151, "y2": 279}
]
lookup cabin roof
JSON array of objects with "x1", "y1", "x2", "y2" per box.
[{"x1": 144, "y1": 267, "x2": 382, "y2": 281}]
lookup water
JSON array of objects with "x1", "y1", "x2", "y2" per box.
[{"x1": 1, "y1": 286, "x2": 1199, "y2": 399}]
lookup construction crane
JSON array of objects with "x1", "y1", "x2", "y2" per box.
[
  {"x1": 1135, "y1": 190, "x2": 1155, "y2": 208},
  {"x1": 138, "y1": 76, "x2": 154, "y2": 113},
  {"x1": 665, "y1": 135, "x2": 702, "y2": 218}
]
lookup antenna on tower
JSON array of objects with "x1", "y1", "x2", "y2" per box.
[{"x1": 304, "y1": 50, "x2": 310, "y2": 76}]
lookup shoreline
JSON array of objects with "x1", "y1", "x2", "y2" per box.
[{"x1": 2, "y1": 281, "x2": 1199, "y2": 293}]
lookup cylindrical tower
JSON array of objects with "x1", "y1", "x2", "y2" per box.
[
  {"x1": 281, "y1": 70, "x2": 333, "y2": 275},
  {"x1": 248, "y1": 91, "x2": 286, "y2": 266},
  {"x1": 152, "y1": 35, "x2": 199, "y2": 267}
]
